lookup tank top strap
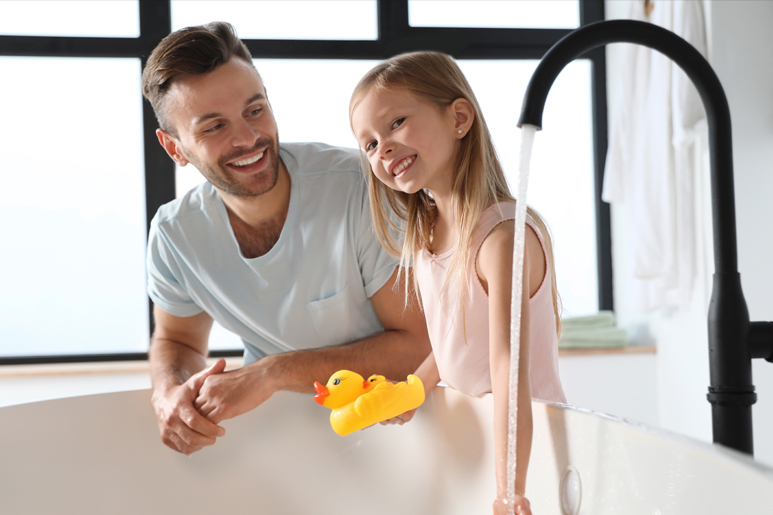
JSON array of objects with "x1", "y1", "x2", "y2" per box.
[
  {"x1": 525, "y1": 211, "x2": 548, "y2": 259},
  {"x1": 470, "y1": 202, "x2": 516, "y2": 258}
]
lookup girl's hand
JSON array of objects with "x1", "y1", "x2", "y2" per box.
[
  {"x1": 493, "y1": 495, "x2": 532, "y2": 515},
  {"x1": 378, "y1": 352, "x2": 437, "y2": 427},
  {"x1": 379, "y1": 408, "x2": 417, "y2": 425},
  {"x1": 373, "y1": 378, "x2": 416, "y2": 426}
]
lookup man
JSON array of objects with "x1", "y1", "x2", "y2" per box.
[{"x1": 141, "y1": 22, "x2": 430, "y2": 455}]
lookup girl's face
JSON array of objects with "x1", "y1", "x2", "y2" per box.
[{"x1": 351, "y1": 87, "x2": 462, "y2": 196}]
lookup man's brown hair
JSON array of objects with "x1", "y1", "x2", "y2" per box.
[{"x1": 141, "y1": 21, "x2": 254, "y2": 135}]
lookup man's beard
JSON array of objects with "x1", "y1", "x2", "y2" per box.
[{"x1": 185, "y1": 137, "x2": 281, "y2": 198}]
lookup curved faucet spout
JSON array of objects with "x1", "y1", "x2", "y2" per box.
[
  {"x1": 518, "y1": 19, "x2": 758, "y2": 455},
  {"x1": 519, "y1": 19, "x2": 736, "y2": 274}
]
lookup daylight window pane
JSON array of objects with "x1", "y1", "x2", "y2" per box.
[
  {"x1": 0, "y1": 57, "x2": 148, "y2": 357},
  {"x1": 409, "y1": 0, "x2": 579, "y2": 29},
  {"x1": 171, "y1": 1, "x2": 377, "y2": 41},
  {"x1": 458, "y1": 60, "x2": 597, "y2": 316},
  {"x1": 0, "y1": 1, "x2": 139, "y2": 37}
]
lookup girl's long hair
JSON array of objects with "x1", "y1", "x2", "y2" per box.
[{"x1": 349, "y1": 51, "x2": 561, "y2": 336}]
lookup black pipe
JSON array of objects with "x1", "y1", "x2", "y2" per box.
[{"x1": 518, "y1": 19, "x2": 770, "y2": 455}]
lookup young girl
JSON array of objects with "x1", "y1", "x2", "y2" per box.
[{"x1": 349, "y1": 52, "x2": 566, "y2": 515}]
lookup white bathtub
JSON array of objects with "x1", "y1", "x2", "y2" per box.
[{"x1": 1, "y1": 387, "x2": 771, "y2": 514}]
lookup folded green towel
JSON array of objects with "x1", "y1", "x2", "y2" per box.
[
  {"x1": 559, "y1": 311, "x2": 627, "y2": 348},
  {"x1": 561, "y1": 310, "x2": 615, "y2": 330},
  {"x1": 559, "y1": 326, "x2": 628, "y2": 348}
]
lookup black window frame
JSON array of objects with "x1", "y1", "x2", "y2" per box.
[{"x1": 0, "y1": 0, "x2": 610, "y2": 365}]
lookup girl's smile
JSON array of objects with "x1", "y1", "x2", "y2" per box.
[{"x1": 390, "y1": 155, "x2": 415, "y2": 177}]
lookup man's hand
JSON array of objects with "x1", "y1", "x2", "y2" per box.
[
  {"x1": 151, "y1": 359, "x2": 227, "y2": 455},
  {"x1": 194, "y1": 357, "x2": 280, "y2": 424}
]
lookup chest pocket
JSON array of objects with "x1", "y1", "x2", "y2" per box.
[{"x1": 307, "y1": 282, "x2": 382, "y2": 346}]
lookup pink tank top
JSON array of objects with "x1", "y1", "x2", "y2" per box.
[{"x1": 415, "y1": 202, "x2": 566, "y2": 402}]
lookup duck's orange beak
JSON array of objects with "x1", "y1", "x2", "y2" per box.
[{"x1": 313, "y1": 381, "x2": 330, "y2": 405}]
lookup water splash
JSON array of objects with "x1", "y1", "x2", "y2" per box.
[{"x1": 506, "y1": 124, "x2": 538, "y2": 513}]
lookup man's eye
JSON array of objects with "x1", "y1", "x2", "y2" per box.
[
  {"x1": 391, "y1": 118, "x2": 405, "y2": 129},
  {"x1": 249, "y1": 107, "x2": 262, "y2": 116},
  {"x1": 205, "y1": 123, "x2": 223, "y2": 133}
]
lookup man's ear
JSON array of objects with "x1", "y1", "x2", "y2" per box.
[
  {"x1": 156, "y1": 128, "x2": 189, "y2": 166},
  {"x1": 450, "y1": 98, "x2": 475, "y2": 138}
]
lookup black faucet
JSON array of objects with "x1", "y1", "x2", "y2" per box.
[{"x1": 518, "y1": 19, "x2": 773, "y2": 456}]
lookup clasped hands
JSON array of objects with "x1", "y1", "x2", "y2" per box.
[{"x1": 153, "y1": 358, "x2": 275, "y2": 455}]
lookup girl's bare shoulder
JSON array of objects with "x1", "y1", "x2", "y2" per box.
[{"x1": 477, "y1": 220, "x2": 544, "y2": 294}]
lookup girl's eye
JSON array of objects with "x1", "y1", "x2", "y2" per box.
[
  {"x1": 365, "y1": 141, "x2": 377, "y2": 152},
  {"x1": 391, "y1": 117, "x2": 405, "y2": 129}
]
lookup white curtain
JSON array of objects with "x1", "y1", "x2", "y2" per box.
[{"x1": 603, "y1": 0, "x2": 708, "y2": 312}]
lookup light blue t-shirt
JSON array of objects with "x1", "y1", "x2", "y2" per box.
[{"x1": 147, "y1": 142, "x2": 398, "y2": 364}]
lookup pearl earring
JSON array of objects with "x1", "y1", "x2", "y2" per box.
[{"x1": 458, "y1": 129, "x2": 463, "y2": 134}]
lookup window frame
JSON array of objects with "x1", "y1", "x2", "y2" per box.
[{"x1": 0, "y1": 0, "x2": 610, "y2": 365}]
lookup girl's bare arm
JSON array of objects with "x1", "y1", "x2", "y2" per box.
[{"x1": 479, "y1": 221, "x2": 541, "y2": 510}]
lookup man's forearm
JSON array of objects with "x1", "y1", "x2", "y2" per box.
[
  {"x1": 259, "y1": 327, "x2": 431, "y2": 394},
  {"x1": 149, "y1": 337, "x2": 209, "y2": 394},
  {"x1": 149, "y1": 307, "x2": 214, "y2": 394}
]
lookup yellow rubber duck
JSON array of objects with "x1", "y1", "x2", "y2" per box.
[{"x1": 313, "y1": 370, "x2": 425, "y2": 436}]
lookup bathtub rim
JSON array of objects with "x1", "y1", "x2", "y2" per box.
[{"x1": 537, "y1": 398, "x2": 773, "y2": 478}]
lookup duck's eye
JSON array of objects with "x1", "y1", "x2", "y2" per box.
[
  {"x1": 333, "y1": 378, "x2": 341, "y2": 385},
  {"x1": 369, "y1": 377, "x2": 377, "y2": 382}
]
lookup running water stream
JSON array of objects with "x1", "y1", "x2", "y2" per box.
[{"x1": 505, "y1": 124, "x2": 538, "y2": 514}]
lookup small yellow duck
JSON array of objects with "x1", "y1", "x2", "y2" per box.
[{"x1": 313, "y1": 370, "x2": 425, "y2": 436}]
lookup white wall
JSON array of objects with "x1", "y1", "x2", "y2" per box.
[
  {"x1": 605, "y1": 0, "x2": 773, "y2": 466},
  {"x1": 559, "y1": 351, "x2": 659, "y2": 426},
  {"x1": 0, "y1": 370, "x2": 149, "y2": 407}
]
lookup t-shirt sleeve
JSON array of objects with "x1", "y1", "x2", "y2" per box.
[
  {"x1": 146, "y1": 219, "x2": 204, "y2": 317},
  {"x1": 354, "y1": 179, "x2": 400, "y2": 298}
]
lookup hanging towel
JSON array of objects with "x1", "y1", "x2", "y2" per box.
[{"x1": 602, "y1": 0, "x2": 708, "y2": 312}]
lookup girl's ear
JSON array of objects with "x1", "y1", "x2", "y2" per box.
[{"x1": 450, "y1": 98, "x2": 475, "y2": 138}]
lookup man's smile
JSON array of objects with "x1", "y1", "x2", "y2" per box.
[
  {"x1": 231, "y1": 151, "x2": 263, "y2": 167},
  {"x1": 223, "y1": 146, "x2": 270, "y2": 174}
]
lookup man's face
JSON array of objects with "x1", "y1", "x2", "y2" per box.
[{"x1": 162, "y1": 58, "x2": 280, "y2": 198}]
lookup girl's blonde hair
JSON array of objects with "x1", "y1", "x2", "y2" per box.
[{"x1": 349, "y1": 51, "x2": 561, "y2": 336}]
